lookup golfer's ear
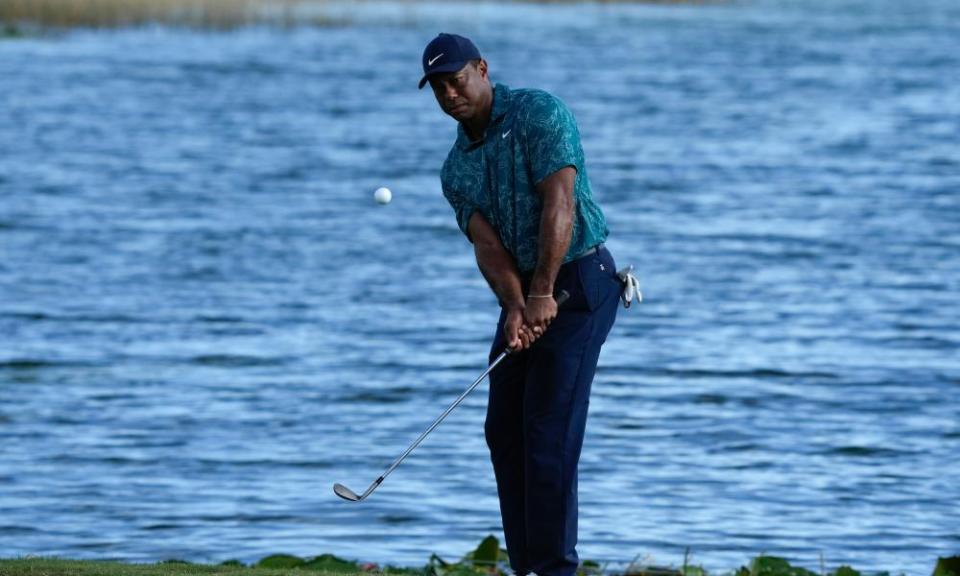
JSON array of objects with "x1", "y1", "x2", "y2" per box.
[{"x1": 477, "y1": 59, "x2": 488, "y2": 80}]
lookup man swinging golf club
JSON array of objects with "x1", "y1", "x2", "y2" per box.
[{"x1": 420, "y1": 33, "x2": 625, "y2": 576}]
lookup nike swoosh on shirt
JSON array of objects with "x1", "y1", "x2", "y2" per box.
[
  {"x1": 502, "y1": 129, "x2": 511, "y2": 139},
  {"x1": 428, "y1": 53, "x2": 444, "y2": 66}
]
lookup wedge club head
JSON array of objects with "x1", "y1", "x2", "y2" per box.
[
  {"x1": 333, "y1": 483, "x2": 362, "y2": 502},
  {"x1": 333, "y1": 476, "x2": 382, "y2": 502}
]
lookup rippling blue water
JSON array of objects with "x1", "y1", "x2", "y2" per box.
[{"x1": 1, "y1": 0, "x2": 958, "y2": 574}]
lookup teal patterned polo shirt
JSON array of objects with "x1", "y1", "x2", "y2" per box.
[{"x1": 441, "y1": 83, "x2": 609, "y2": 273}]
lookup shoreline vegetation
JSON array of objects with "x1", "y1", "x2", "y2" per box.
[
  {"x1": 1, "y1": 537, "x2": 958, "y2": 576},
  {"x1": 0, "y1": 0, "x2": 705, "y2": 31}
]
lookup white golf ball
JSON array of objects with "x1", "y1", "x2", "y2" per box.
[{"x1": 374, "y1": 187, "x2": 392, "y2": 205}]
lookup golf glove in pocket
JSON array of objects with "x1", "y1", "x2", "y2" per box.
[{"x1": 617, "y1": 265, "x2": 642, "y2": 309}]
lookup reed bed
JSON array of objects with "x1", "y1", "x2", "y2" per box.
[
  {"x1": 0, "y1": 0, "x2": 701, "y2": 31},
  {"x1": 0, "y1": 0, "x2": 333, "y2": 29}
]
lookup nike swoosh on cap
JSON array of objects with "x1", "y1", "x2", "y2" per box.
[{"x1": 428, "y1": 53, "x2": 444, "y2": 66}]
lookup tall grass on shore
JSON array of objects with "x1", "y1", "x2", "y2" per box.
[
  {"x1": 0, "y1": 0, "x2": 705, "y2": 31},
  {"x1": 0, "y1": 0, "x2": 335, "y2": 30}
]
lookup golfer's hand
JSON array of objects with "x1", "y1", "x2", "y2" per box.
[
  {"x1": 523, "y1": 295, "x2": 557, "y2": 338},
  {"x1": 505, "y1": 307, "x2": 536, "y2": 351}
]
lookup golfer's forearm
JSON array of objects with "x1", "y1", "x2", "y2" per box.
[
  {"x1": 529, "y1": 169, "x2": 575, "y2": 297},
  {"x1": 475, "y1": 245, "x2": 525, "y2": 310},
  {"x1": 468, "y1": 213, "x2": 525, "y2": 310}
]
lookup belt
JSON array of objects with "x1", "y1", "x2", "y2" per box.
[
  {"x1": 521, "y1": 244, "x2": 604, "y2": 282},
  {"x1": 571, "y1": 243, "x2": 602, "y2": 262}
]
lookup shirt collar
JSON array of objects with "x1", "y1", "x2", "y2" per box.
[
  {"x1": 490, "y1": 82, "x2": 511, "y2": 122},
  {"x1": 455, "y1": 83, "x2": 511, "y2": 150}
]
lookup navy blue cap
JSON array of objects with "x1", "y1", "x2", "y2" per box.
[{"x1": 418, "y1": 33, "x2": 482, "y2": 89}]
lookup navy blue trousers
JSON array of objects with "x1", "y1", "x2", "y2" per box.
[{"x1": 485, "y1": 246, "x2": 621, "y2": 576}]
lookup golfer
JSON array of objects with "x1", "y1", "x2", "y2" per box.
[{"x1": 420, "y1": 33, "x2": 622, "y2": 576}]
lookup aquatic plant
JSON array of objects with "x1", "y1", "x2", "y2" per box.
[
  {"x1": 0, "y1": 541, "x2": 954, "y2": 576},
  {"x1": 0, "y1": 0, "x2": 339, "y2": 30},
  {"x1": 0, "y1": 0, "x2": 707, "y2": 30}
]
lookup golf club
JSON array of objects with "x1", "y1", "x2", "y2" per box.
[{"x1": 334, "y1": 290, "x2": 570, "y2": 502}]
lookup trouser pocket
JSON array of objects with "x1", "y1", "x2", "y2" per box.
[{"x1": 577, "y1": 247, "x2": 618, "y2": 311}]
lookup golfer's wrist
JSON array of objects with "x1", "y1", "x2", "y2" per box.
[
  {"x1": 528, "y1": 284, "x2": 554, "y2": 300},
  {"x1": 528, "y1": 273, "x2": 554, "y2": 299}
]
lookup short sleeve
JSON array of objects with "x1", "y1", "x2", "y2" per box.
[
  {"x1": 442, "y1": 185, "x2": 478, "y2": 243},
  {"x1": 523, "y1": 94, "x2": 583, "y2": 186}
]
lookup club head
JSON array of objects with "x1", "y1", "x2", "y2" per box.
[{"x1": 333, "y1": 483, "x2": 362, "y2": 502}]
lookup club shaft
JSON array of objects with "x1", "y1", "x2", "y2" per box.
[
  {"x1": 352, "y1": 290, "x2": 569, "y2": 500},
  {"x1": 373, "y1": 348, "x2": 510, "y2": 489}
]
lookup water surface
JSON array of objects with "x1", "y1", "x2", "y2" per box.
[{"x1": 1, "y1": 0, "x2": 958, "y2": 573}]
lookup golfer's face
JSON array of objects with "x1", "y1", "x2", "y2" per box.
[{"x1": 429, "y1": 61, "x2": 487, "y2": 122}]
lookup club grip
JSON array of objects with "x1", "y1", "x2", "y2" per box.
[{"x1": 501, "y1": 289, "x2": 570, "y2": 356}]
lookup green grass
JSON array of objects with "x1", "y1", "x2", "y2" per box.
[
  {"x1": 2, "y1": 539, "x2": 957, "y2": 576},
  {"x1": 0, "y1": 558, "x2": 354, "y2": 576},
  {"x1": 0, "y1": 550, "x2": 423, "y2": 576}
]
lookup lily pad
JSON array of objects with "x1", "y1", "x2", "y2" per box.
[
  {"x1": 302, "y1": 553, "x2": 360, "y2": 573},
  {"x1": 741, "y1": 556, "x2": 817, "y2": 576},
  {"x1": 255, "y1": 554, "x2": 306, "y2": 569},
  {"x1": 579, "y1": 559, "x2": 605, "y2": 576},
  {"x1": 471, "y1": 535, "x2": 500, "y2": 566},
  {"x1": 934, "y1": 556, "x2": 960, "y2": 576},
  {"x1": 625, "y1": 566, "x2": 682, "y2": 576}
]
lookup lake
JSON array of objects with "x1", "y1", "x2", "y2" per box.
[{"x1": 1, "y1": 0, "x2": 958, "y2": 573}]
